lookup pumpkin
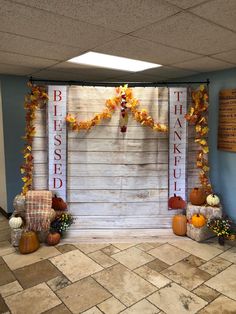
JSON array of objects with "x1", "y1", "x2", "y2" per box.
[
  {"x1": 172, "y1": 214, "x2": 187, "y2": 236},
  {"x1": 191, "y1": 213, "x2": 206, "y2": 228},
  {"x1": 168, "y1": 194, "x2": 186, "y2": 209},
  {"x1": 206, "y1": 194, "x2": 220, "y2": 207},
  {"x1": 52, "y1": 195, "x2": 67, "y2": 211},
  {"x1": 189, "y1": 188, "x2": 206, "y2": 206},
  {"x1": 19, "y1": 231, "x2": 40, "y2": 254},
  {"x1": 9, "y1": 216, "x2": 23, "y2": 229},
  {"x1": 46, "y1": 232, "x2": 61, "y2": 246}
]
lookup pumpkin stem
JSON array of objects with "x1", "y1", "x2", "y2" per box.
[
  {"x1": 174, "y1": 193, "x2": 176, "y2": 197},
  {"x1": 197, "y1": 213, "x2": 200, "y2": 217}
]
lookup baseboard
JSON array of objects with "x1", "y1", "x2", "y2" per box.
[{"x1": 0, "y1": 207, "x2": 11, "y2": 219}]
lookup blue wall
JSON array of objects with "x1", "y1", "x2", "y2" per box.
[
  {"x1": 0, "y1": 75, "x2": 28, "y2": 212},
  {"x1": 182, "y1": 67, "x2": 236, "y2": 221}
]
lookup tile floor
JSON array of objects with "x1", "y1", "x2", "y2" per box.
[{"x1": 1, "y1": 214, "x2": 236, "y2": 314}]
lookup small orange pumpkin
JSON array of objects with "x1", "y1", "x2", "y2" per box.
[
  {"x1": 189, "y1": 188, "x2": 206, "y2": 206},
  {"x1": 172, "y1": 214, "x2": 187, "y2": 236},
  {"x1": 191, "y1": 213, "x2": 206, "y2": 228},
  {"x1": 46, "y1": 232, "x2": 61, "y2": 246},
  {"x1": 168, "y1": 194, "x2": 186, "y2": 209}
]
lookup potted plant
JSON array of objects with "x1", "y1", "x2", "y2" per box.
[
  {"x1": 207, "y1": 217, "x2": 231, "y2": 245},
  {"x1": 46, "y1": 213, "x2": 74, "y2": 246}
]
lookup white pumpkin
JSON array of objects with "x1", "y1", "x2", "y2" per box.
[
  {"x1": 206, "y1": 194, "x2": 220, "y2": 206},
  {"x1": 9, "y1": 216, "x2": 23, "y2": 229}
]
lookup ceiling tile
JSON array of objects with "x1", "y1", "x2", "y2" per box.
[
  {"x1": 0, "y1": 0, "x2": 122, "y2": 49},
  {"x1": 0, "y1": 63, "x2": 37, "y2": 76},
  {"x1": 131, "y1": 11, "x2": 236, "y2": 55},
  {"x1": 172, "y1": 57, "x2": 234, "y2": 72},
  {"x1": 190, "y1": 0, "x2": 236, "y2": 32},
  {"x1": 106, "y1": 72, "x2": 164, "y2": 82},
  {"x1": 140, "y1": 66, "x2": 199, "y2": 78},
  {"x1": 94, "y1": 35, "x2": 200, "y2": 65},
  {"x1": 13, "y1": 0, "x2": 180, "y2": 33},
  {"x1": 211, "y1": 49, "x2": 236, "y2": 64},
  {"x1": 166, "y1": 0, "x2": 208, "y2": 9},
  {"x1": 0, "y1": 32, "x2": 84, "y2": 61},
  {"x1": 0, "y1": 51, "x2": 58, "y2": 68}
]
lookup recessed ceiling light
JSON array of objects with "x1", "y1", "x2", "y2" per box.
[{"x1": 67, "y1": 52, "x2": 162, "y2": 72}]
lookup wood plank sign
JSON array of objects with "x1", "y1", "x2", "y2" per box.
[
  {"x1": 168, "y1": 87, "x2": 187, "y2": 203},
  {"x1": 48, "y1": 86, "x2": 67, "y2": 200},
  {"x1": 218, "y1": 89, "x2": 236, "y2": 152}
]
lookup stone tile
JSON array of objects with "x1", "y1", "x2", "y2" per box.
[
  {"x1": 120, "y1": 299, "x2": 160, "y2": 314},
  {"x1": 199, "y1": 256, "x2": 231, "y2": 275},
  {"x1": 112, "y1": 243, "x2": 136, "y2": 250},
  {"x1": 13, "y1": 259, "x2": 61, "y2": 289},
  {"x1": 56, "y1": 244, "x2": 77, "y2": 254},
  {"x1": 149, "y1": 244, "x2": 189, "y2": 265},
  {"x1": 161, "y1": 261, "x2": 211, "y2": 291},
  {"x1": 198, "y1": 295, "x2": 236, "y2": 314},
  {"x1": 205, "y1": 264, "x2": 236, "y2": 300},
  {"x1": 3, "y1": 246, "x2": 60, "y2": 270},
  {"x1": 0, "y1": 241, "x2": 15, "y2": 257},
  {"x1": 4, "y1": 283, "x2": 61, "y2": 314},
  {"x1": 135, "y1": 243, "x2": 158, "y2": 251},
  {"x1": 57, "y1": 277, "x2": 111, "y2": 313},
  {"x1": 98, "y1": 296, "x2": 126, "y2": 314},
  {"x1": 0, "y1": 295, "x2": 9, "y2": 313},
  {"x1": 111, "y1": 247, "x2": 155, "y2": 270},
  {"x1": 89, "y1": 250, "x2": 118, "y2": 268},
  {"x1": 204, "y1": 238, "x2": 232, "y2": 251},
  {"x1": 83, "y1": 307, "x2": 103, "y2": 314},
  {"x1": 43, "y1": 303, "x2": 72, "y2": 314},
  {"x1": 146, "y1": 258, "x2": 169, "y2": 272},
  {"x1": 169, "y1": 239, "x2": 222, "y2": 261},
  {"x1": 148, "y1": 282, "x2": 207, "y2": 314},
  {"x1": 0, "y1": 262, "x2": 16, "y2": 286},
  {"x1": 0, "y1": 229, "x2": 10, "y2": 242},
  {"x1": 102, "y1": 245, "x2": 120, "y2": 256},
  {"x1": 193, "y1": 284, "x2": 220, "y2": 303},
  {"x1": 182, "y1": 255, "x2": 205, "y2": 267},
  {"x1": 50, "y1": 249, "x2": 102, "y2": 282},
  {"x1": 47, "y1": 275, "x2": 71, "y2": 291},
  {"x1": 219, "y1": 246, "x2": 236, "y2": 263},
  {"x1": 134, "y1": 265, "x2": 171, "y2": 288},
  {"x1": 0, "y1": 280, "x2": 22, "y2": 297},
  {"x1": 93, "y1": 264, "x2": 157, "y2": 306},
  {"x1": 75, "y1": 243, "x2": 109, "y2": 254}
]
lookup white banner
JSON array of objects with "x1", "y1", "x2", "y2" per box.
[
  {"x1": 169, "y1": 87, "x2": 187, "y2": 203},
  {"x1": 48, "y1": 86, "x2": 67, "y2": 201}
]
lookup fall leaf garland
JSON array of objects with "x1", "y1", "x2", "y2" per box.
[
  {"x1": 20, "y1": 83, "x2": 48, "y2": 195},
  {"x1": 66, "y1": 85, "x2": 168, "y2": 133},
  {"x1": 185, "y1": 85, "x2": 212, "y2": 193}
]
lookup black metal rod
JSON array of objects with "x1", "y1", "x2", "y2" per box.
[{"x1": 29, "y1": 77, "x2": 210, "y2": 87}]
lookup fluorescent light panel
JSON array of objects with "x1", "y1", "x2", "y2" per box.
[{"x1": 67, "y1": 52, "x2": 162, "y2": 72}]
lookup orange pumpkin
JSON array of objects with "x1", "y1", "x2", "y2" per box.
[
  {"x1": 168, "y1": 194, "x2": 186, "y2": 209},
  {"x1": 19, "y1": 231, "x2": 40, "y2": 254},
  {"x1": 189, "y1": 188, "x2": 206, "y2": 205},
  {"x1": 172, "y1": 214, "x2": 187, "y2": 236},
  {"x1": 191, "y1": 213, "x2": 206, "y2": 228},
  {"x1": 46, "y1": 232, "x2": 61, "y2": 246},
  {"x1": 52, "y1": 195, "x2": 67, "y2": 211}
]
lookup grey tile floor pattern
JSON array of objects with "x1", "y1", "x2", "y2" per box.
[{"x1": 1, "y1": 214, "x2": 236, "y2": 314}]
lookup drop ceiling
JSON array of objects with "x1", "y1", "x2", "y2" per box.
[{"x1": 0, "y1": 0, "x2": 236, "y2": 81}]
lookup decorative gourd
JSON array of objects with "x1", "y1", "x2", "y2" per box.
[
  {"x1": 191, "y1": 213, "x2": 206, "y2": 228},
  {"x1": 9, "y1": 216, "x2": 23, "y2": 229},
  {"x1": 19, "y1": 231, "x2": 40, "y2": 254},
  {"x1": 49, "y1": 208, "x2": 56, "y2": 222},
  {"x1": 206, "y1": 194, "x2": 220, "y2": 207},
  {"x1": 13, "y1": 194, "x2": 26, "y2": 215},
  {"x1": 168, "y1": 194, "x2": 186, "y2": 209},
  {"x1": 52, "y1": 195, "x2": 67, "y2": 211},
  {"x1": 189, "y1": 188, "x2": 206, "y2": 205},
  {"x1": 46, "y1": 232, "x2": 61, "y2": 246},
  {"x1": 172, "y1": 214, "x2": 187, "y2": 236}
]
